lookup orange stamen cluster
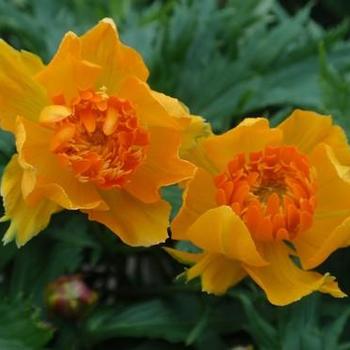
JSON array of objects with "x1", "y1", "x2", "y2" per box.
[
  {"x1": 215, "y1": 146, "x2": 316, "y2": 241},
  {"x1": 47, "y1": 90, "x2": 149, "y2": 189}
]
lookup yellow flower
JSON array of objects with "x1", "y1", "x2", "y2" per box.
[
  {"x1": 166, "y1": 110, "x2": 349, "y2": 305},
  {"x1": 0, "y1": 19, "x2": 195, "y2": 247}
]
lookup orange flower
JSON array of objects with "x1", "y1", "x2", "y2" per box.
[
  {"x1": 166, "y1": 110, "x2": 349, "y2": 305},
  {"x1": 0, "y1": 19, "x2": 195, "y2": 247}
]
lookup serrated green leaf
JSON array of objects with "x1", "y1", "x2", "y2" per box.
[
  {"x1": 84, "y1": 299, "x2": 194, "y2": 343},
  {"x1": 0, "y1": 297, "x2": 53, "y2": 349}
]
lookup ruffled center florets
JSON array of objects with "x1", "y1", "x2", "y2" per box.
[
  {"x1": 43, "y1": 89, "x2": 149, "y2": 189},
  {"x1": 215, "y1": 146, "x2": 316, "y2": 241}
]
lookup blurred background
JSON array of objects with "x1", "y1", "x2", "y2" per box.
[{"x1": 1, "y1": 0, "x2": 350, "y2": 349}]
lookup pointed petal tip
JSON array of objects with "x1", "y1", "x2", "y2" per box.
[
  {"x1": 321, "y1": 273, "x2": 347, "y2": 298},
  {"x1": 2, "y1": 230, "x2": 13, "y2": 246},
  {"x1": 0, "y1": 215, "x2": 9, "y2": 223},
  {"x1": 64, "y1": 31, "x2": 78, "y2": 39},
  {"x1": 100, "y1": 18, "x2": 116, "y2": 28}
]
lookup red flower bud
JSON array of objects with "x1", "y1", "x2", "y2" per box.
[{"x1": 45, "y1": 275, "x2": 97, "y2": 319}]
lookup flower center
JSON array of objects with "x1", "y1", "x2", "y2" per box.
[
  {"x1": 43, "y1": 89, "x2": 149, "y2": 189},
  {"x1": 214, "y1": 146, "x2": 316, "y2": 241}
]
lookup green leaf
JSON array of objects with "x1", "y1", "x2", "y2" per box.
[
  {"x1": 323, "y1": 307, "x2": 350, "y2": 350},
  {"x1": 277, "y1": 295, "x2": 322, "y2": 350},
  {"x1": 234, "y1": 291, "x2": 278, "y2": 350},
  {"x1": 8, "y1": 213, "x2": 93, "y2": 301},
  {"x1": 0, "y1": 297, "x2": 53, "y2": 349},
  {"x1": 185, "y1": 304, "x2": 211, "y2": 345},
  {"x1": 84, "y1": 295, "x2": 246, "y2": 345},
  {"x1": 84, "y1": 299, "x2": 194, "y2": 343},
  {"x1": 319, "y1": 42, "x2": 350, "y2": 131}
]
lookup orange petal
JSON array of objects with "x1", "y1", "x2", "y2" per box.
[
  {"x1": 15, "y1": 116, "x2": 106, "y2": 210},
  {"x1": 186, "y1": 206, "x2": 267, "y2": 267},
  {"x1": 266, "y1": 193, "x2": 280, "y2": 216},
  {"x1": 50, "y1": 123, "x2": 76, "y2": 151},
  {"x1": 85, "y1": 190, "x2": 170, "y2": 247},
  {"x1": 125, "y1": 125, "x2": 195, "y2": 203},
  {"x1": 203, "y1": 118, "x2": 282, "y2": 173},
  {"x1": 257, "y1": 216, "x2": 274, "y2": 241},
  {"x1": 80, "y1": 109, "x2": 96, "y2": 133},
  {"x1": 0, "y1": 155, "x2": 61, "y2": 246},
  {"x1": 243, "y1": 242, "x2": 346, "y2": 306},
  {"x1": 103, "y1": 107, "x2": 118, "y2": 135},
  {"x1": 36, "y1": 32, "x2": 101, "y2": 102},
  {"x1": 172, "y1": 168, "x2": 217, "y2": 240},
  {"x1": 80, "y1": 18, "x2": 148, "y2": 94}
]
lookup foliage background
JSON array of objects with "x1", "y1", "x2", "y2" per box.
[{"x1": 1, "y1": 0, "x2": 350, "y2": 349}]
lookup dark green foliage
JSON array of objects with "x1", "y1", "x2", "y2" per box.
[
  {"x1": 0, "y1": 296, "x2": 53, "y2": 349},
  {"x1": 1, "y1": 0, "x2": 350, "y2": 349}
]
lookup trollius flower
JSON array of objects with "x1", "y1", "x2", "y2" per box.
[
  {"x1": 0, "y1": 19, "x2": 194, "y2": 246},
  {"x1": 166, "y1": 110, "x2": 349, "y2": 305}
]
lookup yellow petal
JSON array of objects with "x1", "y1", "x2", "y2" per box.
[
  {"x1": 179, "y1": 115, "x2": 213, "y2": 168},
  {"x1": 118, "y1": 77, "x2": 181, "y2": 129},
  {"x1": 163, "y1": 247, "x2": 204, "y2": 265},
  {"x1": 81, "y1": 18, "x2": 148, "y2": 94},
  {"x1": 36, "y1": 32, "x2": 101, "y2": 103},
  {"x1": 1, "y1": 155, "x2": 60, "y2": 246},
  {"x1": 243, "y1": 243, "x2": 346, "y2": 306},
  {"x1": 39, "y1": 105, "x2": 72, "y2": 124},
  {"x1": 85, "y1": 190, "x2": 170, "y2": 247},
  {"x1": 185, "y1": 253, "x2": 246, "y2": 294},
  {"x1": 186, "y1": 206, "x2": 267, "y2": 267},
  {"x1": 203, "y1": 118, "x2": 282, "y2": 173},
  {"x1": 19, "y1": 50, "x2": 45, "y2": 75},
  {"x1": 172, "y1": 168, "x2": 217, "y2": 240},
  {"x1": 278, "y1": 109, "x2": 350, "y2": 162},
  {"x1": 125, "y1": 126, "x2": 195, "y2": 203},
  {"x1": 0, "y1": 40, "x2": 49, "y2": 133},
  {"x1": 151, "y1": 91, "x2": 192, "y2": 129},
  {"x1": 294, "y1": 144, "x2": 350, "y2": 269},
  {"x1": 322, "y1": 124, "x2": 350, "y2": 165},
  {"x1": 15, "y1": 116, "x2": 106, "y2": 210}
]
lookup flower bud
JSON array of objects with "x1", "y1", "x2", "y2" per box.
[{"x1": 45, "y1": 275, "x2": 97, "y2": 319}]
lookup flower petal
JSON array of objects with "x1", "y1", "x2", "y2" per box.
[
  {"x1": 172, "y1": 168, "x2": 217, "y2": 240},
  {"x1": 186, "y1": 206, "x2": 267, "y2": 267},
  {"x1": 80, "y1": 18, "x2": 148, "y2": 93},
  {"x1": 125, "y1": 126, "x2": 195, "y2": 203},
  {"x1": 322, "y1": 124, "x2": 350, "y2": 165},
  {"x1": 294, "y1": 143, "x2": 350, "y2": 269},
  {"x1": 179, "y1": 115, "x2": 213, "y2": 168},
  {"x1": 185, "y1": 253, "x2": 246, "y2": 294},
  {"x1": 278, "y1": 109, "x2": 350, "y2": 162},
  {"x1": 203, "y1": 118, "x2": 282, "y2": 173},
  {"x1": 243, "y1": 243, "x2": 345, "y2": 306},
  {"x1": 118, "y1": 77, "x2": 181, "y2": 129},
  {"x1": 150, "y1": 91, "x2": 213, "y2": 167},
  {"x1": 19, "y1": 50, "x2": 45, "y2": 75},
  {"x1": 0, "y1": 40, "x2": 48, "y2": 133},
  {"x1": 163, "y1": 247, "x2": 204, "y2": 265},
  {"x1": 85, "y1": 190, "x2": 170, "y2": 247},
  {"x1": 1, "y1": 155, "x2": 60, "y2": 246},
  {"x1": 15, "y1": 117, "x2": 106, "y2": 210},
  {"x1": 151, "y1": 91, "x2": 191, "y2": 128},
  {"x1": 36, "y1": 32, "x2": 101, "y2": 102}
]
